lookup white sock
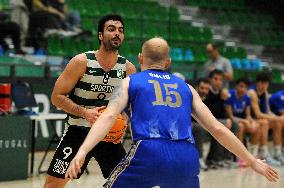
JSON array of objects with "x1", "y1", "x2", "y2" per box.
[
  {"x1": 260, "y1": 145, "x2": 269, "y2": 157},
  {"x1": 251, "y1": 145, "x2": 259, "y2": 156},
  {"x1": 274, "y1": 145, "x2": 282, "y2": 156},
  {"x1": 247, "y1": 142, "x2": 252, "y2": 150}
]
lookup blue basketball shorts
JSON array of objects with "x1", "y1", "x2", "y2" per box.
[{"x1": 104, "y1": 139, "x2": 200, "y2": 188}]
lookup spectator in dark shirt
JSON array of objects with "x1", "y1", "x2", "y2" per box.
[{"x1": 204, "y1": 69, "x2": 238, "y2": 168}]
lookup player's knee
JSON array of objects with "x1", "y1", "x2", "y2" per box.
[
  {"x1": 274, "y1": 122, "x2": 282, "y2": 131},
  {"x1": 238, "y1": 122, "x2": 244, "y2": 131},
  {"x1": 259, "y1": 119, "x2": 269, "y2": 127}
]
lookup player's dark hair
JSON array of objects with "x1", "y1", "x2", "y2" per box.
[
  {"x1": 196, "y1": 77, "x2": 210, "y2": 87},
  {"x1": 236, "y1": 78, "x2": 250, "y2": 86},
  {"x1": 209, "y1": 69, "x2": 223, "y2": 78},
  {"x1": 97, "y1": 14, "x2": 124, "y2": 44},
  {"x1": 255, "y1": 71, "x2": 271, "y2": 83}
]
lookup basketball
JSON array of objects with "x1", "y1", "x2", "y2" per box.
[{"x1": 99, "y1": 109, "x2": 127, "y2": 143}]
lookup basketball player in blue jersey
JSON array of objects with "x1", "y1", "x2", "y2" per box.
[
  {"x1": 269, "y1": 90, "x2": 284, "y2": 154},
  {"x1": 43, "y1": 14, "x2": 136, "y2": 188},
  {"x1": 225, "y1": 78, "x2": 261, "y2": 164},
  {"x1": 248, "y1": 72, "x2": 284, "y2": 165},
  {"x1": 269, "y1": 90, "x2": 284, "y2": 116},
  {"x1": 66, "y1": 38, "x2": 278, "y2": 187}
]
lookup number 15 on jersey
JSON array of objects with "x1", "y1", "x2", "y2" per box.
[{"x1": 148, "y1": 80, "x2": 182, "y2": 108}]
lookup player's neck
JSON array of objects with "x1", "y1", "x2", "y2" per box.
[
  {"x1": 236, "y1": 91, "x2": 243, "y2": 99},
  {"x1": 142, "y1": 62, "x2": 165, "y2": 71},
  {"x1": 256, "y1": 90, "x2": 265, "y2": 96},
  {"x1": 210, "y1": 86, "x2": 220, "y2": 94},
  {"x1": 95, "y1": 48, "x2": 118, "y2": 70}
]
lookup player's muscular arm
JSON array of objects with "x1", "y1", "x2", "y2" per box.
[
  {"x1": 126, "y1": 60, "x2": 136, "y2": 76},
  {"x1": 190, "y1": 85, "x2": 254, "y2": 164},
  {"x1": 51, "y1": 54, "x2": 88, "y2": 118}
]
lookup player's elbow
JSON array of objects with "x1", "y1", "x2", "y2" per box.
[
  {"x1": 211, "y1": 124, "x2": 225, "y2": 139},
  {"x1": 254, "y1": 112, "x2": 262, "y2": 119},
  {"x1": 51, "y1": 92, "x2": 61, "y2": 107}
]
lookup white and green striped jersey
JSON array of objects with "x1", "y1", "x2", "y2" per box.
[{"x1": 67, "y1": 51, "x2": 127, "y2": 127}]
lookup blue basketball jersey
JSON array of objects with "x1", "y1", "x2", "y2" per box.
[
  {"x1": 269, "y1": 90, "x2": 284, "y2": 115},
  {"x1": 249, "y1": 85, "x2": 268, "y2": 113},
  {"x1": 128, "y1": 69, "x2": 194, "y2": 143},
  {"x1": 225, "y1": 89, "x2": 250, "y2": 118}
]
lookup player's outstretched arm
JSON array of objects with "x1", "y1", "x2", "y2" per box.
[
  {"x1": 189, "y1": 85, "x2": 279, "y2": 182},
  {"x1": 65, "y1": 77, "x2": 130, "y2": 180}
]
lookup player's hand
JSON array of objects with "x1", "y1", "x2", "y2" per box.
[
  {"x1": 221, "y1": 89, "x2": 229, "y2": 100},
  {"x1": 250, "y1": 158, "x2": 279, "y2": 182},
  {"x1": 65, "y1": 150, "x2": 87, "y2": 180},
  {"x1": 83, "y1": 106, "x2": 106, "y2": 125}
]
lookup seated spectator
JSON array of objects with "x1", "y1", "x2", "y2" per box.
[
  {"x1": 48, "y1": 0, "x2": 81, "y2": 31},
  {"x1": 248, "y1": 72, "x2": 284, "y2": 166},
  {"x1": 31, "y1": 0, "x2": 80, "y2": 32},
  {"x1": 204, "y1": 69, "x2": 238, "y2": 169},
  {"x1": 28, "y1": 0, "x2": 81, "y2": 52},
  {"x1": 0, "y1": 11, "x2": 25, "y2": 54},
  {"x1": 269, "y1": 90, "x2": 284, "y2": 116},
  {"x1": 269, "y1": 90, "x2": 284, "y2": 153},
  {"x1": 225, "y1": 78, "x2": 261, "y2": 166}
]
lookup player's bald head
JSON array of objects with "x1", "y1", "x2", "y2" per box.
[{"x1": 142, "y1": 37, "x2": 170, "y2": 62}]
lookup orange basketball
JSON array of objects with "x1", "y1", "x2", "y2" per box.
[{"x1": 99, "y1": 109, "x2": 127, "y2": 143}]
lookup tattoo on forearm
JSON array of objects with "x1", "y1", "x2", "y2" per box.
[
  {"x1": 108, "y1": 84, "x2": 123, "y2": 106},
  {"x1": 57, "y1": 95, "x2": 84, "y2": 117}
]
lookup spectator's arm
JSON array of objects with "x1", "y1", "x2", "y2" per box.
[
  {"x1": 266, "y1": 92, "x2": 273, "y2": 114},
  {"x1": 224, "y1": 59, "x2": 233, "y2": 81},
  {"x1": 245, "y1": 106, "x2": 253, "y2": 120},
  {"x1": 226, "y1": 104, "x2": 243, "y2": 122},
  {"x1": 224, "y1": 72, "x2": 233, "y2": 81},
  {"x1": 248, "y1": 90, "x2": 276, "y2": 120}
]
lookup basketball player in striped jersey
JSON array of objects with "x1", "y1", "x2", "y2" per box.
[{"x1": 43, "y1": 14, "x2": 136, "y2": 188}]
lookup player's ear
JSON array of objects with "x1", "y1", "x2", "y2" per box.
[
  {"x1": 138, "y1": 53, "x2": 143, "y2": 65},
  {"x1": 98, "y1": 32, "x2": 103, "y2": 41},
  {"x1": 165, "y1": 57, "x2": 171, "y2": 69}
]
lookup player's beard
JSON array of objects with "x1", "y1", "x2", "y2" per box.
[{"x1": 103, "y1": 37, "x2": 122, "y2": 52}]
